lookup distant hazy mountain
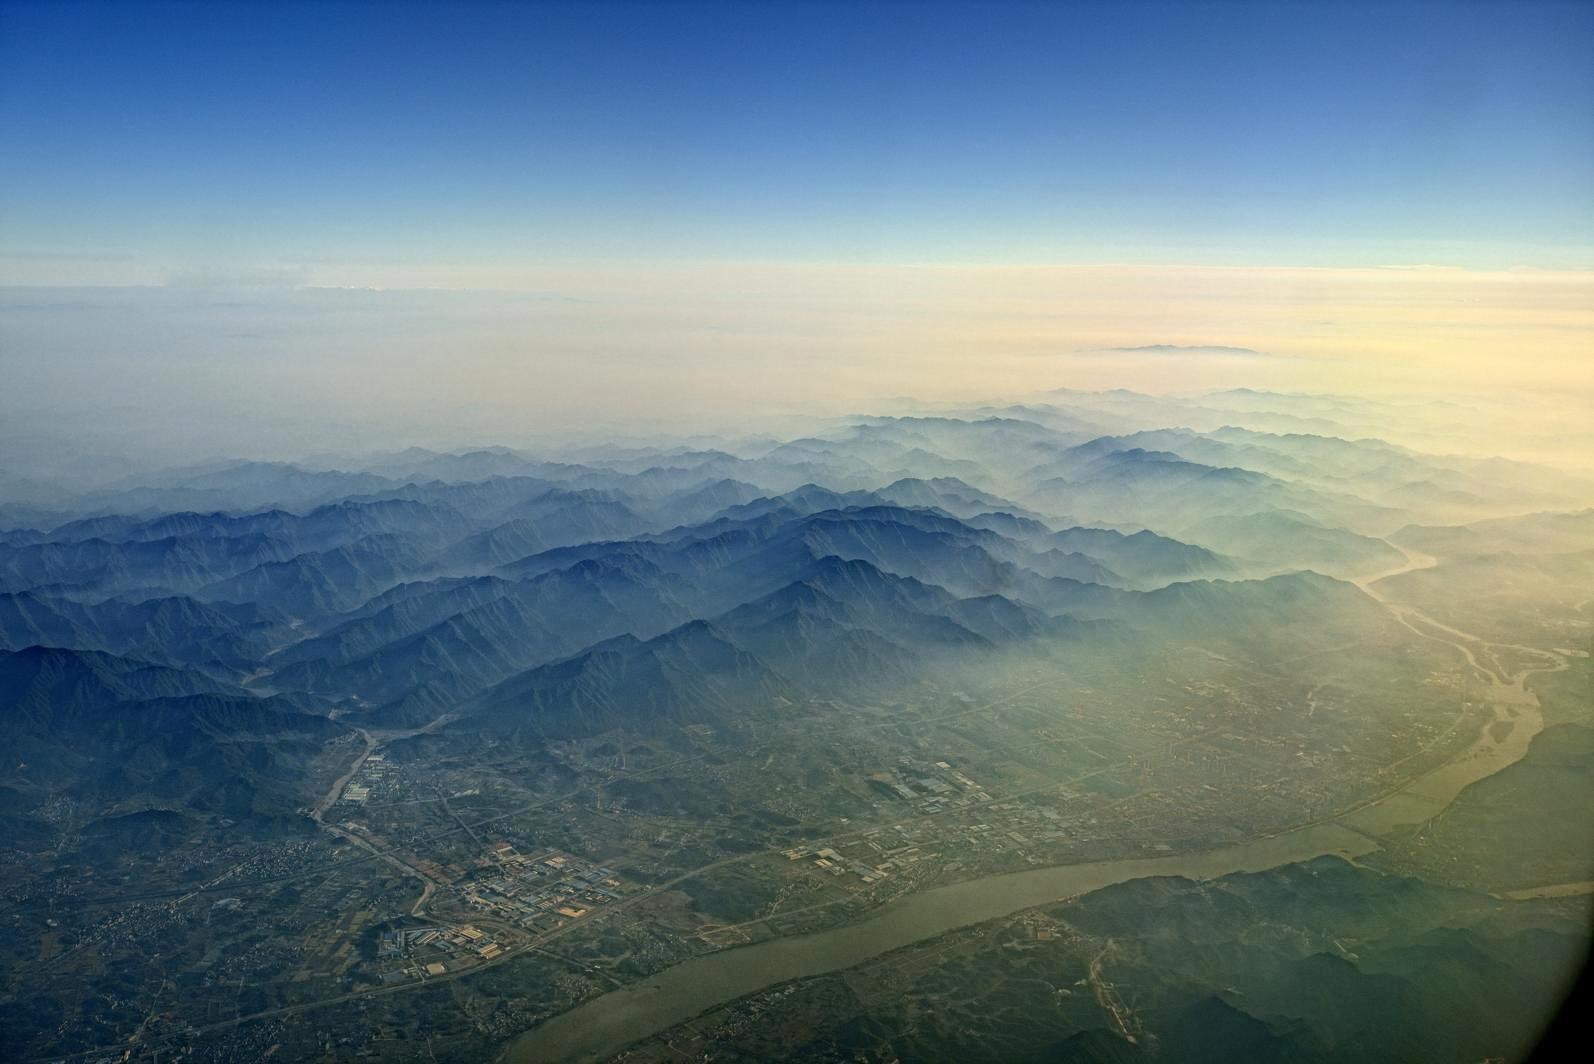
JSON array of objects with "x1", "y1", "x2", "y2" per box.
[
  {"x1": 1181, "y1": 510, "x2": 1404, "y2": 578},
  {"x1": 1, "y1": 390, "x2": 1589, "y2": 861},
  {"x1": 1392, "y1": 508, "x2": 1594, "y2": 560},
  {"x1": 1024, "y1": 446, "x2": 1404, "y2": 536}
]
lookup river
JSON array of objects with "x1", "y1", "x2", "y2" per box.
[
  {"x1": 508, "y1": 823, "x2": 1378, "y2": 1062},
  {"x1": 505, "y1": 594, "x2": 1565, "y2": 1064}
]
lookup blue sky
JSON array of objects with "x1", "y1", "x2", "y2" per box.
[{"x1": 2, "y1": 0, "x2": 1591, "y2": 278}]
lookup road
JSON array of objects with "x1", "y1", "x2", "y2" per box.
[
  {"x1": 310, "y1": 728, "x2": 375, "y2": 823},
  {"x1": 307, "y1": 727, "x2": 449, "y2": 918}
]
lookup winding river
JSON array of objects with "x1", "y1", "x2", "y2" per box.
[{"x1": 505, "y1": 589, "x2": 1566, "y2": 1064}]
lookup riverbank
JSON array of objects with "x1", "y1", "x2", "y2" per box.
[{"x1": 505, "y1": 591, "x2": 1566, "y2": 1064}]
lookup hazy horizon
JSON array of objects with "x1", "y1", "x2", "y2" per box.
[
  {"x1": 5, "y1": 265, "x2": 1592, "y2": 478},
  {"x1": 6, "y1": 1, "x2": 1591, "y2": 474}
]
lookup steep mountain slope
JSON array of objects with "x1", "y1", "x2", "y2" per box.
[
  {"x1": 465, "y1": 620, "x2": 795, "y2": 741},
  {"x1": 0, "y1": 531, "x2": 299, "y2": 597},
  {"x1": 0, "y1": 647, "x2": 349, "y2": 830},
  {"x1": 271, "y1": 557, "x2": 692, "y2": 704},
  {"x1": 197, "y1": 534, "x2": 429, "y2": 617},
  {"x1": 0, "y1": 591, "x2": 292, "y2": 675}
]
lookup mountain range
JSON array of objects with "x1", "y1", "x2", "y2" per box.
[{"x1": 2, "y1": 391, "x2": 1590, "y2": 853}]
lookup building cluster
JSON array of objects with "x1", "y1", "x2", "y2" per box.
[
  {"x1": 338, "y1": 753, "x2": 393, "y2": 806},
  {"x1": 783, "y1": 844, "x2": 892, "y2": 884},
  {"x1": 866, "y1": 757, "x2": 992, "y2": 813},
  {"x1": 454, "y1": 843, "x2": 625, "y2": 934},
  {"x1": 376, "y1": 921, "x2": 506, "y2": 983}
]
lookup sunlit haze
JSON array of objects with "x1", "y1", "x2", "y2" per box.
[{"x1": 3, "y1": 1, "x2": 1592, "y2": 467}]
